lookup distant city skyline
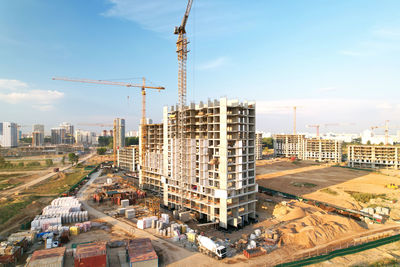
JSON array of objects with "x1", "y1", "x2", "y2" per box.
[{"x1": 1, "y1": 1, "x2": 400, "y2": 132}]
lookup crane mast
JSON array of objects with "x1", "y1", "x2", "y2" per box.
[{"x1": 175, "y1": 0, "x2": 193, "y2": 210}]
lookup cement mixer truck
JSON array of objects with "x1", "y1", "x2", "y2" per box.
[{"x1": 197, "y1": 235, "x2": 227, "y2": 260}]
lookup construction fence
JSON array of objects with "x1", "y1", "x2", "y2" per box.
[{"x1": 276, "y1": 232, "x2": 400, "y2": 266}]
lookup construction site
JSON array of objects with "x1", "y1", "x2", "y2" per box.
[{"x1": 3, "y1": 1, "x2": 400, "y2": 267}]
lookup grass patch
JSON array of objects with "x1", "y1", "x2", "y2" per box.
[
  {"x1": 27, "y1": 167, "x2": 90, "y2": 195},
  {"x1": 321, "y1": 188, "x2": 338, "y2": 195},
  {"x1": 0, "y1": 196, "x2": 41, "y2": 225},
  {"x1": 291, "y1": 182, "x2": 317, "y2": 188},
  {"x1": 0, "y1": 181, "x2": 22, "y2": 191},
  {"x1": 346, "y1": 191, "x2": 386, "y2": 203}
]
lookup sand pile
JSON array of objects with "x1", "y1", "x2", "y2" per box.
[
  {"x1": 278, "y1": 211, "x2": 365, "y2": 248},
  {"x1": 273, "y1": 202, "x2": 317, "y2": 222}
]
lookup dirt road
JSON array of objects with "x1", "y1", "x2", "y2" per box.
[{"x1": 0, "y1": 153, "x2": 94, "y2": 198}]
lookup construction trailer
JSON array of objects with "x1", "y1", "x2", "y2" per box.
[
  {"x1": 255, "y1": 132, "x2": 263, "y2": 160},
  {"x1": 273, "y1": 134, "x2": 342, "y2": 163},
  {"x1": 348, "y1": 145, "x2": 400, "y2": 169},
  {"x1": 163, "y1": 98, "x2": 258, "y2": 229},
  {"x1": 118, "y1": 145, "x2": 140, "y2": 172}
]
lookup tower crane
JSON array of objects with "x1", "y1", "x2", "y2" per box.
[
  {"x1": 306, "y1": 123, "x2": 354, "y2": 138},
  {"x1": 175, "y1": 0, "x2": 193, "y2": 210},
  {"x1": 52, "y1": 77, "x2": 165, "y2": 176},
  {"x1": 371, "y1": 120, "x2": 390, "y2": 145}
]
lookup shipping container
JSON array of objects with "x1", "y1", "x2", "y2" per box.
[
  {"x1": 127, "y1": 238, "x2": 158, "y2": 267},
  {"x1": 74, "y1": 241, "x2": 107, "y2": 267}
]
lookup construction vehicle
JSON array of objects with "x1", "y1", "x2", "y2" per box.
[
  {"x1": 197, "y1": 235, "x2": 227, "y2": 260},
  {"x1": 52, "y1": 77, "x2": 165, "y2": 179},
  {"x1": 385, "y1": 183, "x2": 398, "y2": 189}
]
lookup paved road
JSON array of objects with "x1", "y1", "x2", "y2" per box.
[{"x1": 0, "y1": 153, "x2": 94, "y2": 197}]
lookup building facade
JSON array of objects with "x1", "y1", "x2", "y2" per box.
[
  {"x1": 255, "y1": 132, "x2": 263, "y2": 160},
  {"x1": 75, "y1": 130, "x2": 97, "y2": 145},
  {"x1": 1, "y1": 122, "x2": 18, "y2": 148},
  {"x1": 117, "y1": 145, "x2": 140, "y2": 172},
  {"x1": 114, "y1": 118, "x2": 125, "y2": 149},
  {"x1": 162, "y1": 98, "x2": 257, "y2": 228},
  {"x1": 59, "y1": 122, "x2": 74, "y2": 144},
  {"x1": 273, "y1": 134, "x2": 342, "y2": 163},
  {"x1": 51, "y1": 128, "x2": 66, "y2": 145},
  {"x1": 348, "y1": 145, "x2": 400, "y2": 169}
]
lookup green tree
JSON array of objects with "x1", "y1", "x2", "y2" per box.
[
  {"x1": 45, "y1": 159, "x2": 53, "y2": 167},
  {"x1": 61, "y1": 156, "x2": 65, "y2": 165},
  {"x1": 74, "y1": 154, "x2": 79, "y2": 165},
  {"x1": 18, "y1": 162, "x2": 24, "y2": 168},
  {"x1": 0, "y1": 155, "x2": 5, "y2": 165},
  {"x1": 97, "y1": 147, "x2": 107, "y2": 155},
  {"x1": 125, "y1": 137, "x2": 139, "y2": 146},
  {"x1": 262, "y1": 137, "x2": 274, "y2": 149},
  {"x1": 98, "y1": 136, "x2": 112, "y2": 147},
  {"x1": 366, "y1": 140, "x2": 371, "y2": 145},
  {"x1": 68, "y1": 153, "x2": 76, "y2": 165}
]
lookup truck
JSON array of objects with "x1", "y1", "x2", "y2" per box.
[{"x1": 197, "y1": 235, "x2": 227, "y2": 260}]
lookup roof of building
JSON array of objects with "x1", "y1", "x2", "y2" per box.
[
  {"x1": 75, "y1": 241, "x2": 107, "y2": 259},
  {"x1": 127, "y1": 238, "x2": 158, "y2": 263},
  {"x1": 27, "y1": 247, "x2": 65, "y2": 267}
]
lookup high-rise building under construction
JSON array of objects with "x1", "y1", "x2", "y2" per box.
[{"x1": 114, "y1": 118, "x2": 125, "y2": 149}]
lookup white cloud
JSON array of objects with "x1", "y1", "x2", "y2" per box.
[
  {"x1": 0, "y1": 79, "x2": 28, "y2": 90},
  {"x1": 0, "y1": 78, "x2": 64, "y2": 111},
  {"x1": 197, "y1": 57, "x2": 228, "y2": 70},
  {"x1": 338, "y1": 50, "x2": 362, "y2": 57},
  {"x1": 316, "y1": 87, "x2": 336, "y2": 93},
  {"x1": 373, "y1": 27, "x2": 400, "y2": 39}
]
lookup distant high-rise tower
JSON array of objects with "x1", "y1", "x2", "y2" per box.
[
  {"x1": 113, "y1": 118, "x2": 125, "y2": 149},
  {"x1": 59, "y1": 122, "x2": 74, "y2": 144},
  {"x1": 1, "y1": 122, "x2": 18, "y2": 147},
  {"x1": 33, "y1": 124, "x2": 45, "y2": 146},
  {"x1": 51, "y1": 128, "x2": 66, "y2": 145}
]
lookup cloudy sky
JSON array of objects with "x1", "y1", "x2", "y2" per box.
[{"x1": 1, "y1": 0, "x2": 400, "y2": 135}]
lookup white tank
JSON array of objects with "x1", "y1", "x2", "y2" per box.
[{"x1": 197, "y1": 236, "x2": 217, "y2": 252}]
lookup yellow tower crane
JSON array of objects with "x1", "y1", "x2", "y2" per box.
[
  {"x1": 52, "y1": 77, "x2": 165, "y2": 181},
  {"x1": 175, "y1": 0, "x2": 193, "y2": 210}
]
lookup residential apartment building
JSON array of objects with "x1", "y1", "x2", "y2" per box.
[
  {"x1": 1, "y1": 122, "x2": 18, "y2": 148},
  {"x1": 348, "y1": 145, "x2": 400, "y2": 169},
  {"x1": 273, "y1": 134, "x2": 342, "y2": 163},
  {"x1": 114, "y1": 118, "x2": 125, "y2": 149},
  {"x1": 162, "y1": 98, "x2": 257, "y2": 228},
  {"x1": 75, "y1": 130, "x2": 97, "y2": 145},
  {"x1": 59, "y1": 122, "x2": 74, "y2": 144},
  {"x1": 33, "y1": 124, "x2": 45, "y2": 145},
  {"x1": 117, "y1": 145, "x2": 140, "y2": 172},
  {"x1": 51, "y1": 128, "x2": 66, "y2": 145},
  {"x1": 32, "y1": 131, "x2": 42, "y2": 147},
  {"x1": 255, "y1": 132, "x2": 263, "y2": 160}
]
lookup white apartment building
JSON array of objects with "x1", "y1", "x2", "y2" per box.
[{"x1": 1, "y1": 122, "x2": 18, "y2": 148}]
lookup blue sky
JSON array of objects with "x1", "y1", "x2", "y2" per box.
[{"x1": 1, "y1": 0, "x2": 400, "y2": 135}]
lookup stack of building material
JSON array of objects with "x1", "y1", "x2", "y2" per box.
[
  {"x1": 8, "y1": 231, "x2": 36, "y2": 245},
  {"x1": 160, "y1": 214, "x2": 169, "y2": 224},
  {"x1": 121, "y1": 199, "x2": 130, "y2": 207},
  {"x1": 31, "y1": 215, "x2": 62, "y2": 232},
  {"x1": 125, "y1": 209, "x2": 135, "y2": 219},
  {"x1": 51, "y1": 197, "x2": 81, "y2": 207},
  {"x1": 26, "y1": 247, "x2": 66, "y2": 267},
  {"x1": 74, "y1": 241, "x2": 107, "y2": 267},
  {"x1": 0, "y1": 241, "x2": 23, "y2": 265},
  {"x1": 127, "y1": 238, "x2": 158, "y2": 267},
  {"x1": 179, "y1": 211, "x2": 191, "y2": 222}
]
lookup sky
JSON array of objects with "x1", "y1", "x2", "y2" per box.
[{"x1": 1, "y1": 0, "x2": 400, "y2": 135}]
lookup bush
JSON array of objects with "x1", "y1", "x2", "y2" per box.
[
  {"x1": 26, "y1": 161, "x2": 40, "y2": 167},
  {"x1": 321, "y1": 188, "x2": 338, "y2": 195},
  {"x1": 97, "y1": 147, "x2": 107, "y2": 155},
  {"x1": 45, "y1": 159, "x2": 53, "y2": 167},
  {"x1": 18, "y1": 162, "x2": 24, "y2": 167},
  {"x1": 346, "y1": 191, "x2": 386, "y2": 203}
]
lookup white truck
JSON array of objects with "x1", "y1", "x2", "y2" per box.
[{"x1": 197, "y1": 235, "x2": 227, "y2": 260}]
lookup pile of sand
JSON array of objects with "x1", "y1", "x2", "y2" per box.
[
  {"x1": 278, "y1": 211, "x2": 365, "y2": 248},
  {"x1": 273, "y1": 201, "x2": 317, "y2": 222}
]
